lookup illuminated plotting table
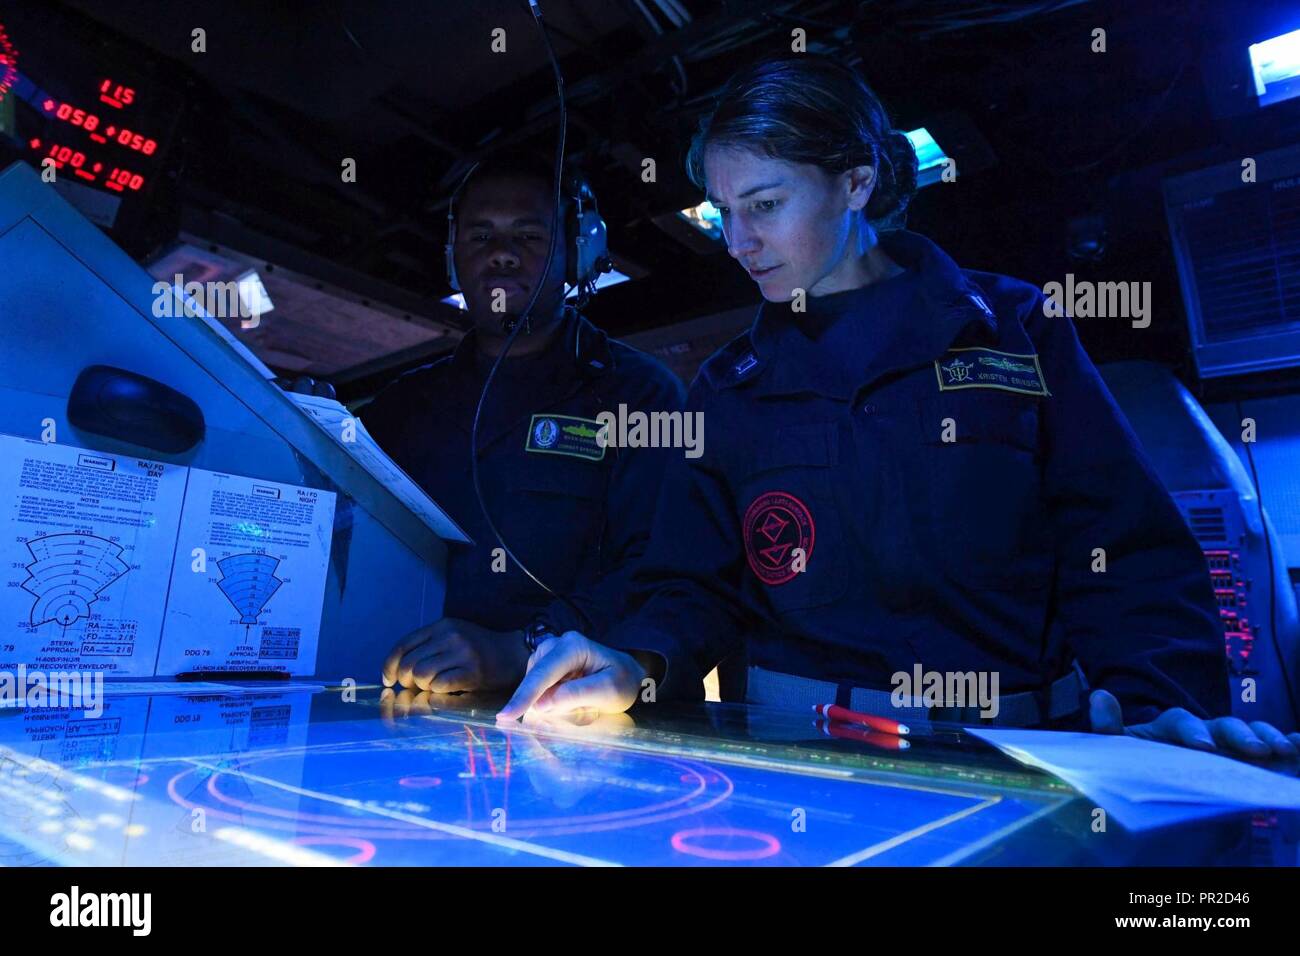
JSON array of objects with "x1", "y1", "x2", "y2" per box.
[{"x1": 0, "y1": 686, "x2": 1285, "y2": 866}]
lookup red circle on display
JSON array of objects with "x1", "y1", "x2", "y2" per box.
[
  {"x1": 164, "y1": 737, "x2": 735, "y2": 846},
  {"x1": 671, "y1": 827, "x2": 782, "y2": 861},
  {"x1": 291, "y1": 836, "x2": 377, "y2": 865}
]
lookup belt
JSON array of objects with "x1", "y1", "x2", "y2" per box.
[{"x1": 746, "y1": 662, "x2": 1088, "y2": 728}]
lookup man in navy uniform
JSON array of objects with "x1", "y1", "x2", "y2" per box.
[{"x1": 365, "y1": 152, "x2": 683, "y2": 695}]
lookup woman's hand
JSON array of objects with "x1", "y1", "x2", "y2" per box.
[
  {"x1": 1089, "y1": 689, "x2": 1300, "y2": 759},
  {"x1": 496, "y1": 632, "x2": 646, "y2": 721}
]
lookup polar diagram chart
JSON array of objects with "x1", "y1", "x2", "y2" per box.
[
  {"x1": 21, "y1": 533, "x2": 131, "y2": 627},
  {"x1": 216, "y1": 553, "x2": 283, "y2": 624}
]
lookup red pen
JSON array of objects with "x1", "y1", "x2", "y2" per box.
[
  {"x1": 815, "y1": 718, "x2": 910, "y2": 751},
  {"x1": 813, "y1": 703, "x2": 909, "y2": 736}
]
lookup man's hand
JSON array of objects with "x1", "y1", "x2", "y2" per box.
[
  {"x1": 1089, "y1": 689, "x2": 1300, "y2": 759},
  {"x1": 381, "y1": 618, "x2": 530, "y2": 693},
  {"x1": 378, "y1": 686, "x2": 436, "y2": 726},
  {"x1": 496, "y1": 631, "x2": 646, "y2": 721}
]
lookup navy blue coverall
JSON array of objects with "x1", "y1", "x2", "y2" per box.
[
  {"x1": 363, "y1": 309, "x2": 685, "y2": 640},
  {"x1": 604, "y1": 230, "x2": 1230, "y2": 726}
]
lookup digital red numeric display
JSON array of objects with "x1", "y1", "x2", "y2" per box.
[
  {"x1": 104, "y1": 166, "x2": 145, "y2": 192},
  {"x1": 40, "y1": 97, "x2": 159, "y2": 155},
  {"x1": 110, "y1": 126, "x2": 158, "y2": 155},
  {"x1": 42, "y1": 140, "x2": 146, "y2": 191},
  {"x1": 27, "y1": 68, "x2": 167, "y2": 200},
  {"x1": 98, "y1": 77, "x2": 134, "y2": 109}
]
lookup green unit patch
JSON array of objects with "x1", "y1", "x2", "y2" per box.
[
  {"x1": 934, "y1": 347, "x2": 1049, "y2": 396},
  {"x1": 525, "y1": 414, "x2": 607, "y2": 461}
]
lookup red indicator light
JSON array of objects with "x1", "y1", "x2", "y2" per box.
[
  {"x1": 105, "y1": 126, "x2": 116, "y2": 136},
  {"x1": 28, "y1": 138, "x2": 39, "y2": 149},
  {"x1": 42, "y1": 98, "x2": 54, "y2": 111}
]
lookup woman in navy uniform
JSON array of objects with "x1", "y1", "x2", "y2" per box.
[
  {"x1": 499, "y1": 56, "x2": 1300, "y2": 758},
  {"x1": 366, "y1": 152, "x2": 683, "y2": 695}
]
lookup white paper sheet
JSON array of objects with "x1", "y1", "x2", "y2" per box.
[
  {"x1": 155, "y1": 468, "x2": 336, "y2": 674},
  {"x1": 969, "y1": 728, "x2": 1300, "y2": 831},
  {"x1": 0, "y1": 434, "x2": 336, "y2": 677},
  {"x1": 288, "y1": 391, "x2": 470, "y2": 544},
  {"x1": 0, "y1": 435, "x2": 188, "y2": 675}
]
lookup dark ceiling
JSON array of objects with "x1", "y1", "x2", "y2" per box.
[{"x1": 8, "y1": 0, "x2": 1300, "y2": 397}]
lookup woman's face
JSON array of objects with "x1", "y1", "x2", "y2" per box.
[{"x1": 704, "y1": 145, "x2": 875, "y2": 301}]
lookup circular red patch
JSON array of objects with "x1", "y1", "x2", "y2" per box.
[{"x1": 743, "y1": 490, "x2": 815, "y2": 586}]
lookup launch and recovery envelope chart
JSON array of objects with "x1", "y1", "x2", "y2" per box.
[
  {"x1": 0, "y1": 434, "x2": 187, "y2": 675},
  {"x1": 155, "y1": 468, "x2": 336, "y2": 676},
  {"x1": 0, "y1": 434, "x2": 336, "y2": 677},
  {"x1": 216, "y1": 552, "x2": 285, "y2": 624},
  {"x1": 25, "y1": 533, "x2": 131, "y2": 626}
]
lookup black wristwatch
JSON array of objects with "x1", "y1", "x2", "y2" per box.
[{"x1": 523, "y1": 618, "x2": 557, "y2": 654}]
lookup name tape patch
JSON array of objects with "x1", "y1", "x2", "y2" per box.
[
  {"x1": 525, "y1": 414, "x2": 607, "y2": 461},
  {"x1": 935, "y1": 347, "x2": 1049, "y2": 396}
]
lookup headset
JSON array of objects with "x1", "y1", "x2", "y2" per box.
[
  {"x1": 466, "y1": 0, "x2": 603, "y2": 631},
  {"x1": 445, "y1": 162, "x2": 610, "y2": 311}
]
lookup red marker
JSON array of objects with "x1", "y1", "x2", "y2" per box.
[
  {"x1": 813, "y1": 703, "x2": 909, "y2": 736},
  {"x1": 815, "y1": 719, "x2": 909, "y2": 751}
]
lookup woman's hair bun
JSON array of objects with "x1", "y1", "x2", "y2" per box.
[{"x1": 864, "y1": 129, "x2": 918, "y2": 229}]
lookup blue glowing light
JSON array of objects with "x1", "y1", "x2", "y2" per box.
[
  {"x1": 1250, "y1": 27, "x2": 1300, "y2": 107},
  {"x1": 905, "y1": 127, "x2": 951, "y2": 188},
  {"x1": 676, "y1": 200, "x2": 724, "y2": 240}
]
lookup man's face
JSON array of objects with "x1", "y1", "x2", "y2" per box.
[
  {"x1": 453, "y1": 173, "x2": 568, "y2": 332},
  {"x1": 704, "y1": 146, "x2": 871, "y2": 300}
]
